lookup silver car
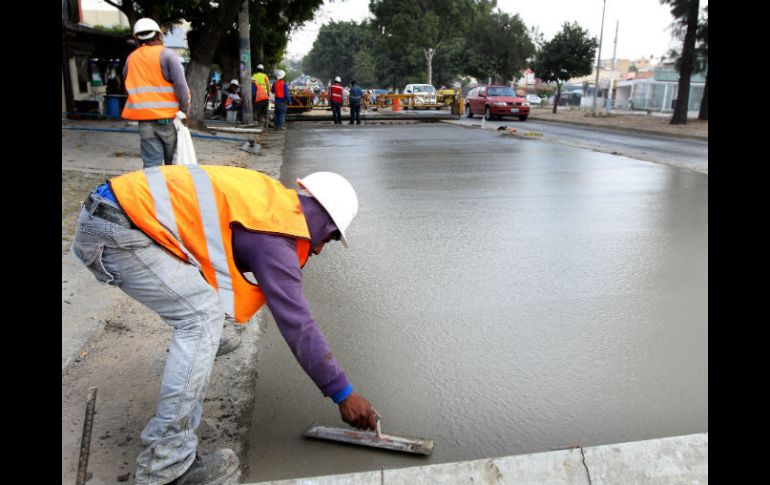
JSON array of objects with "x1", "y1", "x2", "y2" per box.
[{"x1": 525, "y1": 94, "x2": 542, "y2": 105}]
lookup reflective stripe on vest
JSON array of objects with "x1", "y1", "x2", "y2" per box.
[
  {"x1": 109, "y1": 166, "x2": 312, "y2": 323},
  {"x1": 274, "y1": 80, "x2": 286, "y2": 99},
  {"x1": 330, "y1": 84, "x2": 343, "y2": 103},
  {"x1": 122, "y1": 45, "x2": 179, "y2": 120}
]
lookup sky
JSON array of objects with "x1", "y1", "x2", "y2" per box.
[{"x1": 285, "y1": 0, "x2": 706, "y2": 62}]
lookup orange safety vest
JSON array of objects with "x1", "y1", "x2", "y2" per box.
[
  {"x1": 253, "y1": 72, "x2": 270, "y2": 102},
  {"x1": 330, "y1": 84, "x2": 343, "y2": 103},
  {"x1": 110, "y1": 166, "x2": 312, "y2": 323},
  {"x1": 122, "y1": 45, "x2": 179, "y2": 120}
]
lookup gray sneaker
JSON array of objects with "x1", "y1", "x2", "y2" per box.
[
  {"x1": 216, "y1": 333, "x2": 241, "y2": 357},
  {"x1": 169, "y1": 448, "x2": 239, "y2": 485}
]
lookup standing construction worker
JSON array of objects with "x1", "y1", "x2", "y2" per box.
[
  {"x1": 251, "y1": 64, "x2": 270, "y2": 127},
  {"x1": 71, "y1": 166, "x2": 380, "y2": 485},
  {"x1": 122, "y1": 18, "x2": 191, "y2": 168},
  {"x1": 271, "y1": 69, "x2": 291, "y2": 130},
  {"x1": 348, "y1": 80, "x2": 363, "y2": 125},
  {"x1": 329, "y1": 76, "x2": 344, "y2": 125}
]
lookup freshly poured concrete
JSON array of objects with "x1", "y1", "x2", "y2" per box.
[{"x1": 245, "y1": 124, "x2": 708, "y2": 482}]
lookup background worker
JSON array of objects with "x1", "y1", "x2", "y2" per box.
[
  {"x1": 71, "y1": 166, "x2": 380, "y2": 485},
  {"x1": 252, "y1": 64, "x2": 270, "y2": 127},
  {"x1": 271, "y1": 69, "x2": 291, "y2": 129},
  {"x1": 329, "y1": 76, "x2": 344, "y2": 125},
  {"x1": 122, "y1": 18, "x2": 191, "y2": 168},
  {"x1": 348, "y1": 80, "x2": 363, "y2": 125}
]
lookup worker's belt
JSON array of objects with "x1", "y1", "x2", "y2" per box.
[
  {"x1": 84, "y1": 195, "x2": 134, "y2": 229},
  {"x1": 139, "y1": 118, "x2": 173, "y2": 125}
]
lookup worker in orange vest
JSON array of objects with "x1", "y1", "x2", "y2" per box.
[
  {"x1": 71, "y1": 167, "x2": 380, "y2": 485},
  {"x1": 251, "y1": 64, "x2": 270, "y2": 127},
  {"x1": 122, "y1": 18, "x2": 190, "y2": 168}
]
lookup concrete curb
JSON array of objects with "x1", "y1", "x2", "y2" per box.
[
  {"x1": 245, "y1": 433, "x2": 707, "y2": 484},
  {"x1": 528, "y1": 116, "x2": 708, "y2": 142}
]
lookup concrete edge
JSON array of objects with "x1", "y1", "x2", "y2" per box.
[
  {"x1": 244, "y1": 433, "x2": 707, "y2": 484},
  {"x1": 528, "y1": 116, "x2": 708, "y2": 142}
]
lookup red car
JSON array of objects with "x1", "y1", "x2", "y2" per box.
[{"x1": 465, "y1": 85, "x2": 530, "y2": 121}]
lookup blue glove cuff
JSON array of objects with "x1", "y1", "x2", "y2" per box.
[{"x1": 331, "y1": 383, "x2": 353, "y2": 404}]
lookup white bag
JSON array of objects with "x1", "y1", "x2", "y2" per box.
[{"x1": 172, "y1": 111, "x2": 198, "y2": 165}]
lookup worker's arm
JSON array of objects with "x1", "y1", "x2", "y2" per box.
[
  {"x1": 285, "y1": 84, "x2": 292, "y2": 105},
  {"x1": 232, "y1": 228, "x2": 378, "y2": 429},
  {"x1": 160, "y1": 48, "x2": 191, "y2": 114}
]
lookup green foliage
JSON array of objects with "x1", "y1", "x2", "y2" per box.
[
  {"x1": 529, "y1": 22, "x2": 597, "y2": 88},
  {"x1": 464, "y1": 7, "x2": 534, "y2": 84},
  {"x1": 303, "y1": 20, "x2": 374, "y2": 84}
]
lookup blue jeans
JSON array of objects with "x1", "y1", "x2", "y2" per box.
[
  {"x1": 71, "y1": 193, "x2": 225, "y2": 485},
  {"x1": 275, "y1": 100, "x2": 287, "y2": 128},
  {"x1": 349, "y1": 102, "x2": 361, "y2": 124},
  {"x1": 138, "y1": 120, "x2": 178, "y2": 168}
]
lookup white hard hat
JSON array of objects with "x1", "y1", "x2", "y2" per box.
[
  {"x1": 334, "y1": 76, "x2": 341, "y2": 83},
  {"x1": 275, "y1": 69, "x2": 286, "y2": 80},
  {"x1": 296, "y1": 172, "x2": 358, "y2": 247},
  {"x1": 133, "y1": 18, "x2": 162, "y2": 40},
  {"x1": 257, "y1": 64, "x2": 264, "y2": 70},
  {"x1": 230, "y1": 79, "x2": 239, "y2": 86}
]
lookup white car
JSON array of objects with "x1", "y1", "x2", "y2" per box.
[
  {"x1": 403, "y1": 84, "x2": 437, "y2": 107},
  {"x1": 526, "y1": 94, "x2": 542, "y2": 105}
]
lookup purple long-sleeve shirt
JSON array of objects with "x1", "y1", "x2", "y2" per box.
[{"x1": 232, "y1": 195, "x2": 350, "y2": 398}]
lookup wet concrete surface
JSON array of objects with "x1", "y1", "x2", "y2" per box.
[
  {"x1": 449, "y1": 117, "x2": 709, "y2": 173},
  {"x1": 245, "y1": 123, "x2": 708, "y2": 482}
]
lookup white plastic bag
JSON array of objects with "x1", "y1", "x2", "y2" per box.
[{"x1": 172, "y1": 111, "x2": 198, "y2": 165}]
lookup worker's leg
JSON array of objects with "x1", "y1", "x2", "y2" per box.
[
  {"x1": 71, "y1": 194, "x2": 227, "y2": 485},
  {"x1": 156, "y1": 122, "x2": 178, "y2": 166},
  {"x1": 138, "y1": 121, "x2": 166, "y2": 168}
]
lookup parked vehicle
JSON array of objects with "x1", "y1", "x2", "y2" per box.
[
  {"x1": 403, "y1": 84, "x2": 437, "y2": 107},
  {"x1": 525, "y1": 94, "x2": 542, "y2": 105},
  {"x1": 465, "y1": 85, "x2": 530, "y2": 121}
]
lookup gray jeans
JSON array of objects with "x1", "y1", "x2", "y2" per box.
[
  {"x1": 138, "y1": 120, "x2": 178, "y2": 168},
  {"x1": 71, "y1": 193, "x2": 224, "y2": 484}
]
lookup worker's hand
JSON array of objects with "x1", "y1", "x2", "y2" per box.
[
  {"x1": 181, "y1": 116, "x2": 188, "y2": 126},
  {"x1": 338, "y1": 392, "x2": 379, "y2": 430}
]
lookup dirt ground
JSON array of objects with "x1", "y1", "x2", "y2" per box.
[
  {"x1": 61, "y1": 119, "x2": 286, "y2": 484},
  {"x1": 528, "y1": 106, "x2": 708, "y2": 139}
]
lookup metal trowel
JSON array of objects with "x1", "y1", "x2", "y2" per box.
[{"x1": 303, "y1": 417, "x2": 434, "y2": 456}]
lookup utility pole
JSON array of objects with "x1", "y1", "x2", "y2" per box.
[
  {"x1": 592, "y1": 0, "x2": 607, "y2": 115},
  {"x1": 238, "y1": 0, "x2": 253, "y2": 124},
  {"x1": 606, "y1": 20, "x2": 618, "y2": 112}
]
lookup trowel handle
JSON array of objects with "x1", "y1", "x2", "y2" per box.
[{"x1": 375, "y1": 414, "x2": 383, "y2": 439}]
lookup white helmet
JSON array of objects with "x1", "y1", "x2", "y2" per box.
[
  {"x1": 133, "y1": 18, "x2": 162, "y2": 40},
  {"x1": 256, "y1": 64, "x2": 264, "y2": 70},
  {"x1": 229, "y1": 79, "x2": 239, "y2": 86},
  {"x1": 296, "y1": 172, "x2": 358, "y2": 247},
  {"x1": 334, "y1": 76, "x2": 341, "y2": 83},
  {"x1": 275, "y1": 69, "x2": 286, "y2": 80}
]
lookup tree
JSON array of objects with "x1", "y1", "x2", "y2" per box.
[
  {"x1": 529, "y1": 22, "x2": 597, "y2": 113},
  {"x1": 465, "y1": 8, "x2": 534, "y2": 84},
  {"x1": 370, "y1": 0, "x2": 476, "y2": 86},
  {"x1": 661, "y1": 0, "x2": 700, "y2": 125},
  {"x1": 303, "y1": 21, "x2": 374, "y2": 84},
  {"x1": 696, "y1": 6, "x2": 708, "y2": 120}
]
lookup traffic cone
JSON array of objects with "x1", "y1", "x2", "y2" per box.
[{"x1": 392, "y1": 97, "x2": 401, "y2": 112}]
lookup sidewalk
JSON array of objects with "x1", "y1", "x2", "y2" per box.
[{"x1": 528, "y1": 107, "x2": 708, "y2": 141}]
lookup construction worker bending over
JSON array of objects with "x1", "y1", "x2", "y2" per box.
[
  {"x1": 71, "y1": 166, "x2": 379, "y2": 485},
  {"x1": 122, "y1": 18, "x2": 191, "y2": 168}
]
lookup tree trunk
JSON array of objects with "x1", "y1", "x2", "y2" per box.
[
  {"x1": 670, "y1": 0, "x2": 700, "y2": 125},
  {"x1": 186, "y1": 0, "x2": 242, "y2": 130},
  {"x1": 552, "y1": 84, "x2": 561, "y2": 114},
  {"x1": 238, "y1": 0, "x2": 253, "y2": 124},
  {"x1": 698, "y1": 70, "x2": 708, "y2": 120},
  {"x1": 424, "y1": 48, "x2": 434, "y2": 85}
]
